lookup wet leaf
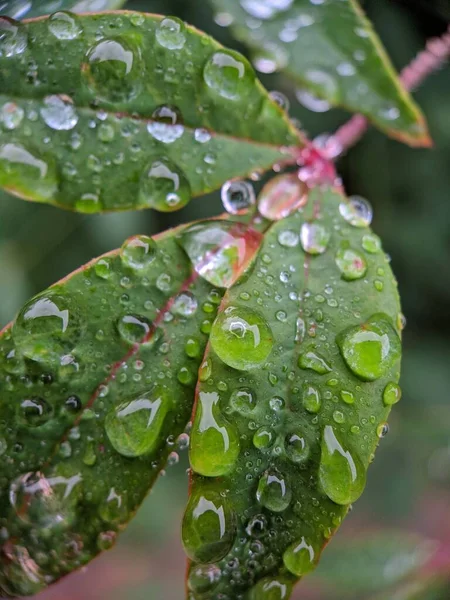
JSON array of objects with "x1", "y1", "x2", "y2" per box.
[
  {"x1": 184, "y1": 186, "x2": 403, "y2": 599},
  {"x1": 0, "y1": 214, "x2": 265, "y2": 596},
  {"x1": 0, "y1": 0, "x2": 126, "y2": 19},
  {"x1": 0, "y1": 11, "x2": 301, "y2": 212},
  {"x1": 209, "y1": 0, "x2": 430, "y2": 146}
]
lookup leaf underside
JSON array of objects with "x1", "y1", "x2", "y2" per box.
[
  {"x1": 209, "y1": 0, "x2": 430, "y2": 146},
  {"x1": 0, "y1": 0, "x2": 127, "y2": 19},
  {"x1": 0, "y1": 11, "x2": 301, "y2": 212}
]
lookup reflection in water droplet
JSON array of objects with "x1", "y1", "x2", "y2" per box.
[
  {"x1": 339, "y1": 196, "x2": 373, "y2": 227},
  {"x1": 253, "y1": 427, "x2": 273, "y2": 450},
  {"x1": 187, "y1": 563, "x2": 221, "y2": 594},
  {"x1": 283, "y1": 537, "x2": 317, "y2": 576},
  {"x1": 172, "y1": 291, "x2": 198, "y2": 317},
  {"x1": 116, "y1": 314, "x2": 152, "y2": 344},
  {"x1": 221, "y1": 180, "x2": 255, "y2": 214},
  {"x1": 285, "y1": 433, "x2": 309, "y2": 463},
  {"x1": 48, "y1": 11, "x2": 82, "y2": 41},
  {"x1": 229, "y1": 387, "x2": 256, "y2": 414},
  {"x1": 249, "y1": 576, "x2": 293, "y2": 600},
  {"x1": 383, "y1": 382, "x2": 401, "y2": 406},
  {"x1": 335, "y1": 247, "x2": 367, "y2": 280},
  {"x1": 1, "y1": 102, "x2": 24, "y2": 130},
  {"x1": 204, "y1": 50, "x2": 255, "y2": 101},
  {"x1": 0, "y1": 17, "x2": 27, "y2": 57},
  {"x1": 138, "y1": 157, "x2": 191, "y2": 212},
  {"x1": 190, "y1": 391, "x2": 240, "y2": 476},
  {"x1": 258, "y1": 173, "x2": 307, "y2": 221},
  {"x1": 155, "y1": 17, "x2": 186, "y2": 50},
  {"x1": 256, "y1": 470, "x2": 291, "y2": 512},
  {"x1": 75, "y1": 192, "x2": 101, "y2": 213},
  {"x1": 299, "y1": 351, "x2": 331, "y2": 374},
  {"x1": 338, "y1": 314, "x2": 401, "y2": 381},
  {"x1": 19, "y1": 397, "x2": 52, "y2": 427},
  {"x1": 105, "y1": 387, "x2": 170, "y2": 457},
  {"x1": 319, "y1": 425, "x2": 366, "y2": 505},
  {"x1": 40, "y1": 95, "x2": 78, "y2": 131},
  {"x1": 121, "y1": 235, "x2": 157, "y2": 271},
  {"x1": 302, "y1": 383, "x2": 321, "y2": 413},
  {"x1": 301, "y1": 223, "x2": 330, "y2": 255},
  {"x1": 211, "y1": 306, "x2": 273, "y2": 370}
]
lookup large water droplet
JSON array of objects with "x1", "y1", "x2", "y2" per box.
[
  {"x1": 138, "y1": 157, "x2": 191, "y2": 212},
  {"x1": 319, "y1": 425, "x2": 366, "y2": 505},
  {"x1": 190, "y1": 391, "x2": 240, "y2": 476},
  {"x1": 221, "y1": 180, "x2": 255, "y2": 214},
  {"x1": 48, "y1": 11, "x2": 82, "y2": 41},
  {"x1": 301, "y1": 223, "x2": 330, "y2": 255},
  {"x1": 339, "y1": 196, "x2": 373, "y2": 228},
  {"x1": 210, "y1": 306, "x2": 273, "y2": 370},
  {"x1": 0, "y1": 143, "x2": 58, "y2": 201},
  {"x1": 105, "y1": 387, "x2": 171, "y2": 457},
  {"x1": 182, "y1": 486, "x2": 236, "y2": 562},
  {"x1": 257, "y1": 470, "x2": 291, "y2": 512},
  {"x1": 188, "y1": 563, "x2": 221, "y2": 594},
  {"x1": 40, "y1": 95, "x2": 78, "y2": 131},
  {"x1": 337, "y1": 314, "x2": 401, "y2": 381},
  {"x1": 0, "y1": 17, "x2": 27, "y2": 57},
  {"x1": 335, "y1": 247, "x2": 367, "y2": 280},
  {"x1": 155, "y1": 16, "x2": 186, "y2": 50},
  {"x1": 178, "y1": 221, "x2": 262, "y2": 288},
  {"x1": 283, "y1": 537, "x2": 317, "y2": 576},
  {"x1": 121, "y1": 235, "x2": 157, "y2": 271},
  {"x1": 249, "y1": 576, "x2": 293, "y2": 600},
  {"x1": 83, "y1": 37, "x2": 142, "y2": 102},
  {"x1": 204, "y1": 50, "x2": 255, "y2": 101},
  {"x1": 258, "y1": 173, "x2": 307, "y2": 221}
]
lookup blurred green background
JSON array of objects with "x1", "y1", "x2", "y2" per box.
[{"x1": 1, "y1": 0, "x2": 450, "y2": 598}]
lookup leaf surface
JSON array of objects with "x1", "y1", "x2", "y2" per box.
[
  {"x1": 0, "y1": 0, "x2": 126, "y2": 19},
  {"x1": 183, "y1": 186, "x2": 403, "y2": 599},
  {"x1": 209, "y1": 0, "x2": 430, "y2": 146},
  {"x1": 0, "y1": 214, "x2": 266, "y2": 596},
  {"x1": 0, "y1": 11, "x2": 301, "y2": 212}
]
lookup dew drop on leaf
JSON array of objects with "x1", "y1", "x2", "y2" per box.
[
  {"x1": 203, "y1": 49, "x2": 255, "y2": 101},
  {"x1": 362, "y1": 233, "x2": 381, "y2": 254},
  {"x1": 155, "y1": 16, "x2": 186, "y2": 50},
  {"x1": 298, "y1": 350, "x2": 331, "y2": 374},
  {"x1": 335, "y1": 247, "x2": 367, "y2": 280},
  {"x1": 1, "y1": 102, "x2": 24, "y2": 130},
  {"x1": 301, "y1": 223, "x2": 331, "y2": 255},
  {"x1": 302, "y1": 383, "x2": 321, "y2": 413},
  {"x1": 285, "y1": 433, "x2": 309, "y2": 463},
  {"x1": 283, "y1": 537, "x2": 317, "y2": 576},
  {"x1": 229, "y1": 387, "x2": 256, "y2": 415},
  {"x1": 120, "y1": 235, "x2": 157, "y2": 271},
  {"x1": 172, "y1": 291, "x2": 198, "y2": 317},
  {"x1": 138, "y1": 158, "x2": 191, "y2": 212},
  {"x1": 0, "y1": 17, "x2": 27, "y2": 57},
  {"x1": 48, "y1": 11, "x2": 82, "y2": 41},
  {"x1": 116, "y1": 314, "x2": 152, "y2": 345},
  {"x1": 19, "y1": 397, "x2": 52, "y2": 427},
  {"x1": 256, "y1": 470, "x2": 292, "y2": 512},
  {"x1": 383, "y1": 381, "x2": 402, "y2": 406},
  {"x1": 221, "y1": 180, "x2": 255, "y2": 214},
  {"x1": 40, "y1": 95, "x2": 78, "y2": 131},
  {"x1": 253, "y1": 427, "x2": 273, "y2": 450},
  {"x1": 339, "y1": 196, "x2": 373, "y2": 227},
  {"x1": 258, "y1": 173, "x2": 307, "y2": 221},
  {"x1": 248, "y1": 576, "x2": 293, "y2": 600}
]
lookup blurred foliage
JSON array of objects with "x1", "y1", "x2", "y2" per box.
[{"x1": 0, "y1": 0, "x2": 449, "y2": 599}]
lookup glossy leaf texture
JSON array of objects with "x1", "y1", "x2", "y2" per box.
[
  {"x1": 0, "y1": 0, "x2": 126, "y2": 19},
  {"x1": 184, "y1": 186, "x2": 403, "y2": 599},
  {"x1": 0, "y1": 11, "x2": 301, "y2": 212},
  {"x1": 209, "y1": 0, "x2": 430, "y2": 146},
  {"x1": 0, "y1": 214, "x2": 267, "y2": 597}
]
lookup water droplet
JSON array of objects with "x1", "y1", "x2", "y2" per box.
[
  {"x1": 121, "y1": 235, "x2": 157, "y2": 271},
  {"x1": 147, "y1": 121, "x2": 184, "y2": 144},
  {"x1": 269, "y1": 90, "x2": 290, "y2": 111},
  {"x1": 152, "y1": 104, "x2": 182, "y2": 125},
  {"x1": 253, "y1": 427, "x2": 273, "y2": 450},
  {"x1": 204, "y1": 50, "x2": 255, "y2": 101},
  {"x1": 283, "y1": 537, "x2": 317, "y2": 576},
  {"x1": 338, "y1": 314, "x2": 401, "y2": 381},
  {"x1": 98, "y1": 122, "x2": 115, "y2": 142},
  {"x1": 335, "y1": 247, "x2": 367, "y2": 280},
  {"x1": 299, "y1": 351, "x2": 331, "y2": 374},
  {"x1": 340, "y1": 390, "x2": 354, "y2": 405},
  {"x1": 339, "y1": 196, "x2": 373, "y2": 228},
  {"x1": 383, "y1": 382, "x2": 401, "y2": 406},
  {"x1": 221, "y1": 180, "x2": 255, "y2": 214},
  {"x1": 270, "y1": 396, "x2": 284, "y2": 411},
  {"x1": 256, "y1": 470, "x2": 291, "y2": 512},
  {"x1": 319, "y1": 425, "x2": 365, "y2": 505},
  {"x1": 48, "y1": 11, "x2": 82, "y2": 41},
  {"x1": 105, "y1": 386, "x2": 171, "y2": 457},
  {"x1": 302, "y1": 383, "x2": 321, "y2": 413},
  {"x1": 0, "y1": 17, "x2": 27, "y2": 57},
  {"x1": 249, "y1": 576, "x2": 293, "y2": 600},
  {"x1": 210, "y1": 306, "x2": 273, "y2": 370},
  {"x1": 252, "y1": 42, "x2": 288, "y2": 74},
  {"x1": 0, "y1": 142, "x2": 58, "y2": 201},
  {"x1": 40, "y1": 95, "x2": 78, "y2": 131},
  {"x1": 285, "y1": 433, "x2": 309, "y2": 463},
  {"x1": 198, "y1": 357, "x2": 212, "y2": 382},
  {"x1": 377, "y1": 422, "x2": 389, "y2": 438},
  {"x1": 116, "y1": 314, "x2": 152, "y2": 344},
  {"x1": 258, "y1": 173, "x2": 307, "y2": 220},
  {"x1": 188, "y1": 563, "x2": 221, "y2": 594},
  {"x1": 155, "y1": 17, "x2": 186, "y2": 50},
  {"x1": 99, "y1": 488, "x2": 128, "y2": 524},
  {"x1": 333, "y1": 410, "x2": 345, "y2": 424},
  {"x1": 190, "y1": 391, "x2": 240, "y2": 476},
  {"x1": 194, "y1": 127, "x2": 212, "y2": 143},
  {"x1": 172, "y1": 291, "x2": 198, "y2": 317},
  {"x1": 362, "y1": 233, "x2": 381, "y2": 254},
  {"x1": 83, "y1": 37, "x2": 142, "y2": 102},
  {"x1": 301, "y1": 223, "x2": 330, "y2": 255},
  {"x1": 182, "y1": 486, "x2": 236, "y2": 562},
  {"x1": 75, "y1": 192, "x2": 101, "y2": 213},
  {"x1": 138, "y1": 157, "x2": 191, "y2": 212},
  {"x1": 229, "y1": 387, "x2": 256, "y2": 414},
  {"x1": 185, "y1": 337, "x2": 201, "y2": 358},
  {"x1": 1, "y1": 102, "x2": 24, "y2": 130},
  {"x1": 97, "y1": 530, "x2": 116, "y2": 551},
  {"x1": 296, "y1": 89, "x2": 331, "y2": 113},
  {"x1": 19, "y1": 397, "x2": 52, "y2": 427},
  {"x1": 178, "y1": 221, "x2": 263, "y2": 288}
]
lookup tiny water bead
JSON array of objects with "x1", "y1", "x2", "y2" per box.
[
  {"x1": 383, "y1": 382, "x2": 402, "y2": 406},
  {"x1": 335, "y1": 247, "x2": 367, "y2": 280},
  {"x1": 83, "y1": 36, "x2": 142, "y2": 103},
  {"x1": 116, "y1": 314, "x2": 152, "y2": 344},
  {"x1": 155, "y1": 17, "x2": 186, "y2": 50},
  {"x1": 338, "y1": 314, "x2": 401, "y2": 381},
  {"x1": 40, "y1": 95, "x2": 78, "y2": 131},
  {"x1": 339, "y1": 196, "x2": 373, "y2": 228},
  {"x1": 319, "y1": 425, "x2": 366, "y2": 505},
  {"x1": 221, "y1": 180, "x2": 256, "y2": 214},
  {"x1": 120, "y1": 235, "x2": 157, "y2": 271},
  {"x1": 256, "y1": 470, "x2": 292, "y2": 512},
  {"x1": 182, "y1": 487, "x2": 236, "y2": 563},
  {"x1": 190, "y1": 391, "x2": 240, "y2": 476},
  {"x1": 138, "y1": 158, "x2": 191, "y2": 212},
  {"x1": 301, "y1": 223, "x2": 331, "y2": 255},
  {"x1": 0, "y1": 142, "x2": 58, "y2": 201},
  {"x1": 283, "y1": 537, "x2": 317, "y2": 577},
  {"x1": 258, "y1": 173, "x2": 308, "y2": 221},
  {"x1": 188, "y1": 563, "x2": 221, "y2": 594},
  {"x1": 105, "y1": 387, "x2": 171, "y2": 457},
  {"x1": 249, "y1": 576, "x2": 293, "y2": 600},
  {"x1": 0, "y1": 17, "x2": 27, "y2": 57},
  {"x1": 210, "y1": 306, "x2": 274, "y2": 370},
  {"x1": 203, "y1": 49, "x2": 255, "y2": 101},
  {"x1": 48, "y1": 11, "x2": 82, "y2": 41}
]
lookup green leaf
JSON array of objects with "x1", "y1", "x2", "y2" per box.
[
  {"x1": 209, "y1": 0, "x2": 430, "y2": 146},
  {"x1": 0, "y1": 11, "x2": 301, "y2": 212},
  {"x1": 183, "y1": 186, "x2": 403, "y2": 599},
  {"x1": 0, "y1": 0, "x2": 126, "y2": 19},
  {"x1": 0, "y1": 214, "x2": 265, "y2": 596}
]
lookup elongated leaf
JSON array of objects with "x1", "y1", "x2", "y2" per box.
[
  {"x1": 183, "y1": 186, "x2": 403, "y2": 599},
  {"x1": 209, "y1": 0, "x2": 430, "y2": 146},
  {"x1": 0, "y1": 11, "x2": 301, "y2": 212},
  {"x1": 0, "y1": 214, "x2": 267, "y2": 596},
  {"x1": 0, "y1": 0, "x2": 126, "y2": 19}
]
